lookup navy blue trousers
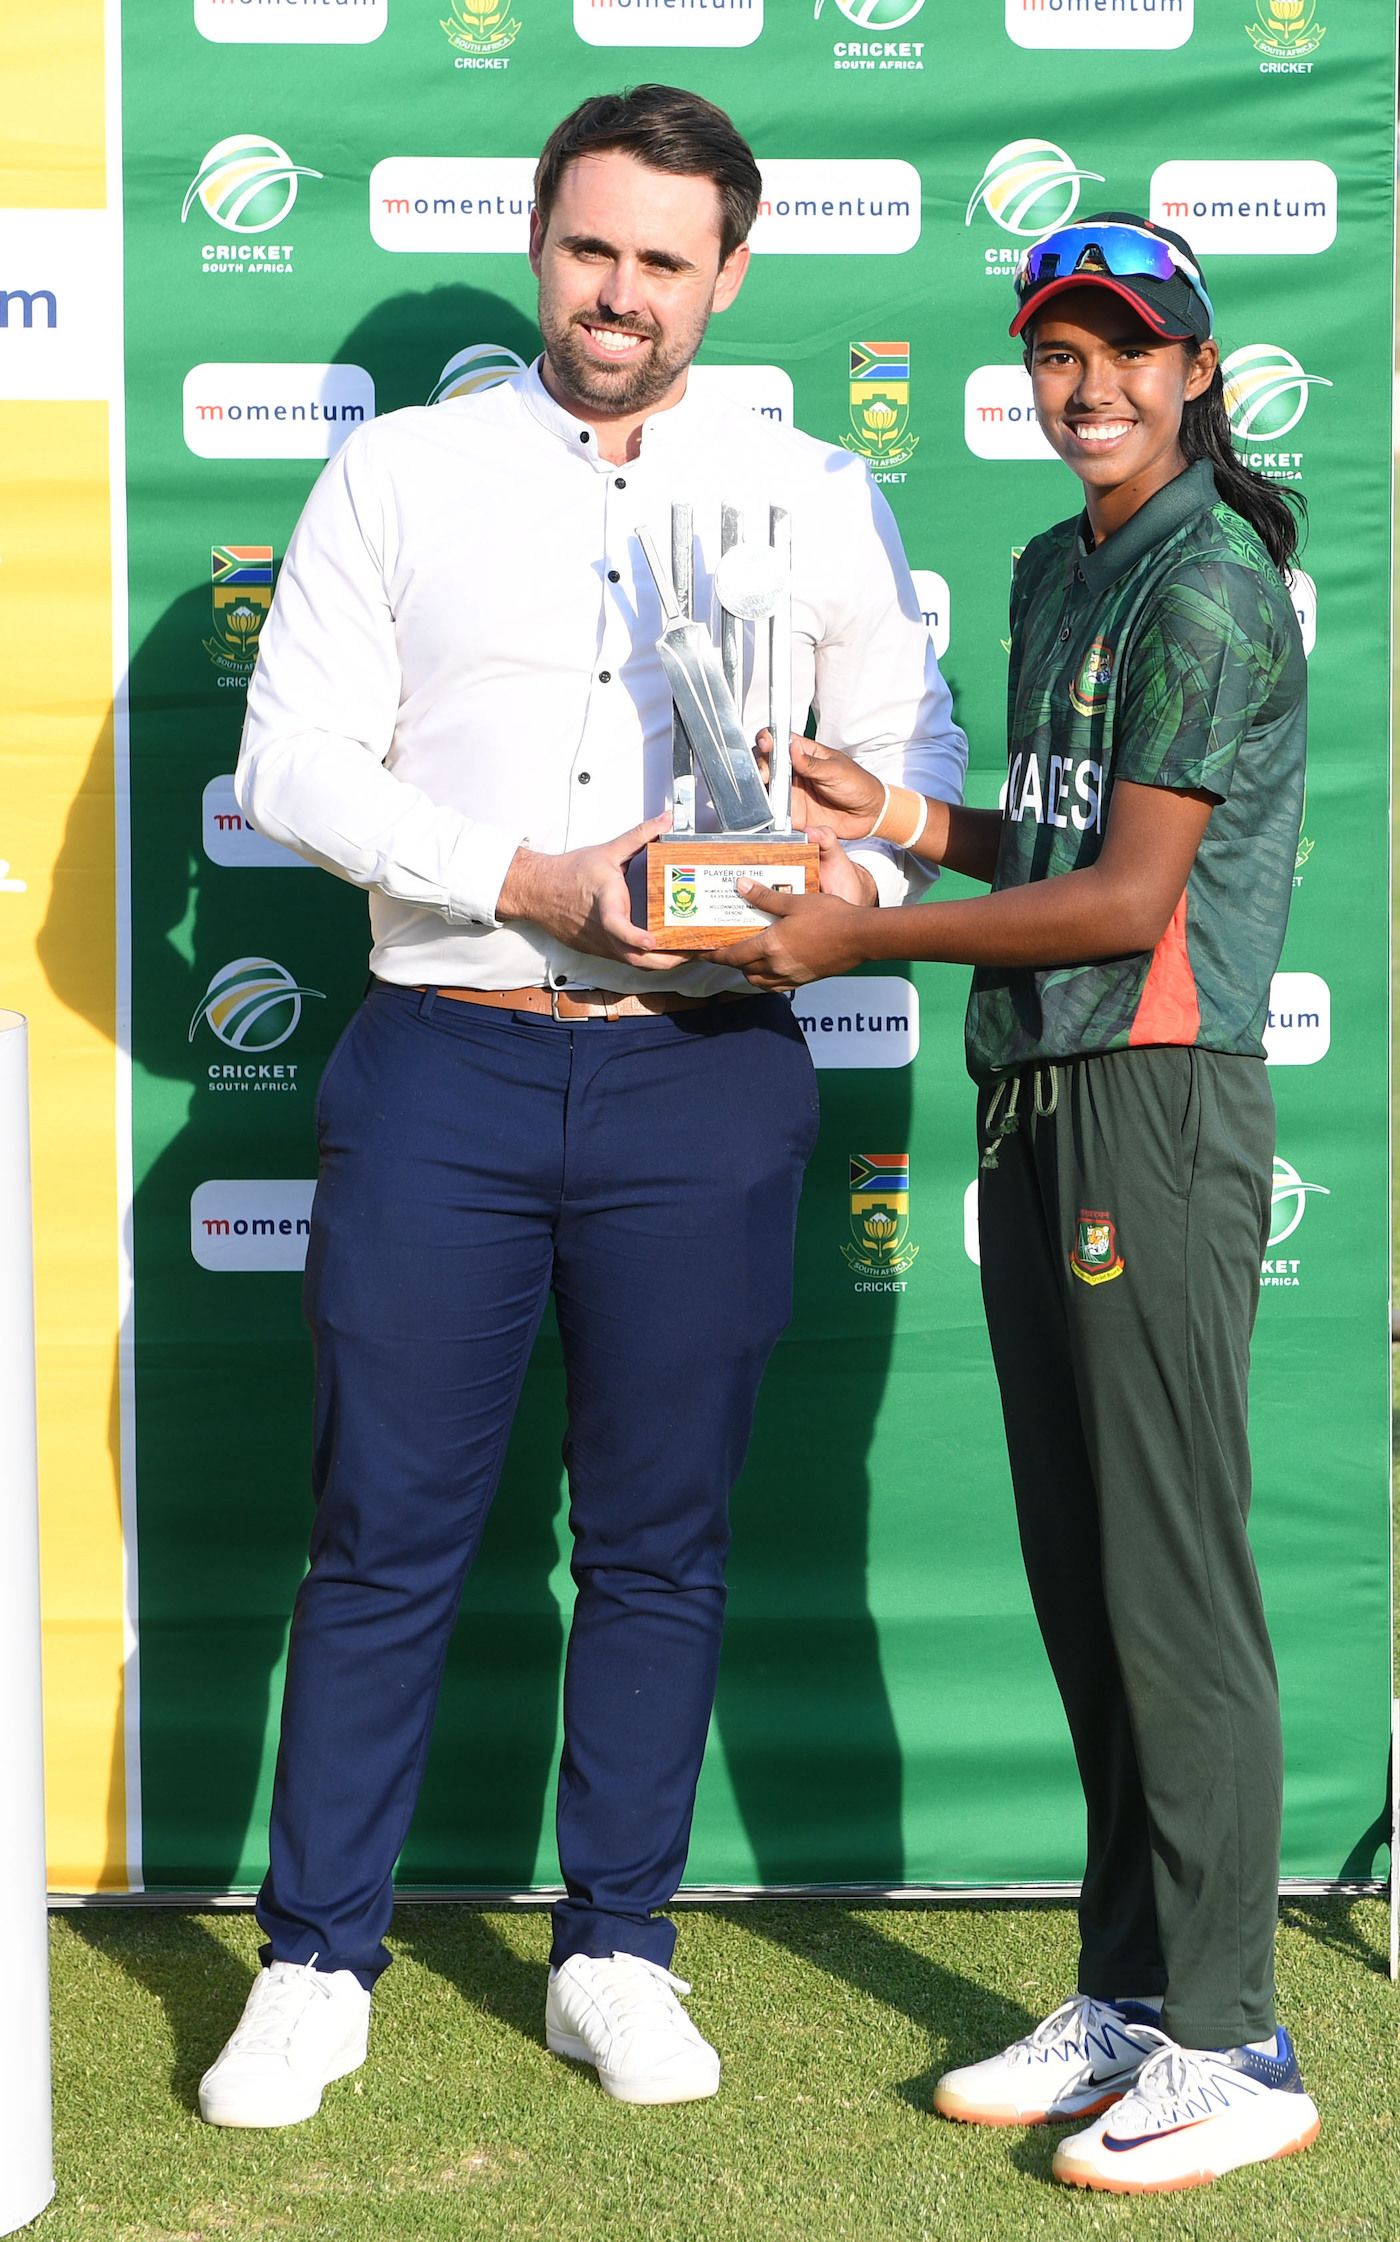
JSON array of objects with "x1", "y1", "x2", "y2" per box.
[{"x1": 256, "y1": 980, "x2": 818, "y2": 1985}]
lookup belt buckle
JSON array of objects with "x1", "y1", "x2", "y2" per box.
[{"x1": 550, "y1": 987, "x2": 624, "y2": 1022}]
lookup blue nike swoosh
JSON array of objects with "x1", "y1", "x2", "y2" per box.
[{"x1": 1103, "y1": 2120, "x2": 1210, "y2": 2154}]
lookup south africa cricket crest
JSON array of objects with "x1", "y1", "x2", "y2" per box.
[
  {"x1": 842, "y1": 342, "x2": 919, "y2": 468},
  {"x1": 204, "y1": 545, "x2": 273, "y2": 682},
  {"x1": 441, "y1": 0, "x2": 521, "y2": 53},
  {"x1": 843, "y1": 1153, "x2": 919, "y2": 1276},
  {"x1": 1070, "y1": 1207, "x2": 1125, "y2": 1286}
]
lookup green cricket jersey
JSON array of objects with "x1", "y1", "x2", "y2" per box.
[{"x1": 965, "y1": 459, "x2": 1306, "y2": 1085}]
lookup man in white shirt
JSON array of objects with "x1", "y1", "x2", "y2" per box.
[{"x1": 200, "y1": 84, "x2": 966, "y2": 2129}]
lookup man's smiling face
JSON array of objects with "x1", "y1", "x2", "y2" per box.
[{"x1": 530, "y1": 148, "x2": 749, "y2": 425}]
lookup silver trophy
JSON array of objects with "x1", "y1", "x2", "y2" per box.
[
  {"x1": 637, "y1": 503, "x2": 797, "y2": 835},
  {"x1": 635, "y1": 503, "x2": 814, "y2": 946}
]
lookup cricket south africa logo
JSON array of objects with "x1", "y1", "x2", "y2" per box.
[
  {"x1": 818, "y1": 0, "x2": 924, "y2": 25},
  {"x1": 183, "y1": 135, "x2": 323, "y2": 233},
  {"x1": 1070, "y1": 1208, "x2": 1124, "y2": 1286},
  {"x1": 1222, "y1": 344, "x2": 1331, "y2": 442},
  {"x1": 440, "y1": 0, "x2": 521, "y2": 58},
  {"x1": 204, "y1": 546, "x2": 274, "y2": 683},
  {"x1": 189, "y1": 958, "x2": 325, "y2": 1053},
  {"x1": 427, "y1": 344, "x2": 527, "y2": 405},
  {"x1": 1268, "y1": 1154, "x2": 1328, "y2": 1248},
  {"x1": 965, "y1": 139, "x2": 1104, "y2": 238},
  {"x1": 843, "y1": 1153, "x2": 919, "y2": 1278},
  {"x1": 667, "y1": 868, "x2": 698, "y2": 921},
  {"x1": 1247, "y1": 0, "x2": 1325, "y2": 61},
  {"x1": 843, "y1": 342, "x2": 918, "y2": 470},
  {"x1": 818, "y1": 0, "x2": 925, "y2": 68}
]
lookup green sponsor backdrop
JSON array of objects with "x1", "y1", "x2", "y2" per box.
[{"x1": 121, "y1": 0, "x2": 1394, "y2": 1892}]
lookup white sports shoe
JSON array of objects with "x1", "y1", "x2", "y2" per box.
[
  {"x1": 198, "y1": 1958, "x2": 372, "y2": 2128},
  {"x1": 546, "y1": 1951, "x2": 720, "y2": 2105},
  {"x1": 1053, "y1": 2028, "x2": 1320, "y2": 2193},
  {"x1": 933, "y1": 1994, "x2": 1164, "y2": 2126}
]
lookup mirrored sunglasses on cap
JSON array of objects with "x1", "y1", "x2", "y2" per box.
[{"x1": 1012, "y1": 221, "x2": 1214, "y2": 331}]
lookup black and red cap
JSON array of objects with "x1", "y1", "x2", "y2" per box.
[{"x1": 1009, "y1": 211, "x2": 1215, "y2": 344}]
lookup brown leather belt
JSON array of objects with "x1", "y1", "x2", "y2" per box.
[{"x1": 426, "y1": 983, "x2": 750, "y2": 1022}]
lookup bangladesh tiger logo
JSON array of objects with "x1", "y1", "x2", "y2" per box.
[
  {"x1": 1069, "y1": 637, "x2": 1115, "y2": 717},
  {"x1": 1070, "y1": 1208, "x2": 1125, "y2": 1286}
]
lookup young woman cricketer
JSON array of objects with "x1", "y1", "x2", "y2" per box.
[{"x1": 712, "y1": 215, "x2": 1319, "y2": 2196}]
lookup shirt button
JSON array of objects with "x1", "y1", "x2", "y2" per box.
[
  {"x1": 614, "y1": 476, "x2": 627, "y2": 489},
  {"x1": 608, "y1": 569, "x2": 620, "y2": 583},
  {"x1": 552, "y1": 973, "x2": 567, "y2": 987},
  {"x1": 1059, "y1": 627, "x2": 1072, "y2": 642},
  {"x1": 580, "y1": 430, "x2": 590, "y2": 444},
  {"x1": 1076, "y1": 568, "x2": 1086, "y2": 583},
  {"x1": 578, "y1": 771, "x2": 591, "y2": 785},
  {"x1": 598, "y1": 670, "x2": 611, "y2": 683}
]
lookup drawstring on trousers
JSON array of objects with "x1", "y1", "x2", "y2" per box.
[{"x1": 980, "y1": 1063, "x2": 1059, "y2": 1169}]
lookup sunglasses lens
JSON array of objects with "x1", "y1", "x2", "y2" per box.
[{"x1": 1022, "y1": 226, "x2": 1178, "y2": 291}]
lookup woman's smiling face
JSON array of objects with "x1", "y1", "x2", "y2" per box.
[{"x1": 1026, "y1": 286, "x2": 1218, "y2": 539}]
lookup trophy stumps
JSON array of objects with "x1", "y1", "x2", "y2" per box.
[{"x1": 635, "y1": 503, "x2": 816, "y2": 948}]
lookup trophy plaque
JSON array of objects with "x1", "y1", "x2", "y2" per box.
[{"x1": 634, "y1": 503, "x2": 818, "y2": 949}]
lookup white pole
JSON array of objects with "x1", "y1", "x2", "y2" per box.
[{"x1": 0, "y1": 1014, "x2": 55, "y2": 2234}]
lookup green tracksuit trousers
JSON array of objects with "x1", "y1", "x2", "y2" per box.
[{"x1": 976, "y1": 1044, "x2": 1281, "y2": 2050}]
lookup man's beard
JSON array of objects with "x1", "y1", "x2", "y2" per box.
[{"x1": 541, "y1": 303, "x2": 707, "y2": 416}]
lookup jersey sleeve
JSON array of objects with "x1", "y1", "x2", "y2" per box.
[{"x1": 1113, "y1": 560, "x2": 1290, "y2": 802}]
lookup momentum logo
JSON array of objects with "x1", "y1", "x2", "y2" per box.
[
  {"x1": 195, "y1": 0, "x2": 387, "y2": 40},
  {"x1": 370, "y1": 159, "x2": 537, "y2": 252},
  {"x1": 191, "y1": 1181, "x2": 316, "y2": 1272},
  {"x1": 686, "y1": 363, "x2": 793, "y2": 422},
  {"x1": 1007, "y1": 0, "x2": 1192, "y2": 46},
  {"x1": 1287, "y1": 566, "x2": 1317, "y2": 656},
  {"x1": 790, "y1": 977, "x2": 919, "y2": 1068},
  {"x1": 1263, "y1": 971, "x2": 1329, "y2": 1065},
  {"x1": 911, "y1": 570, "x2": 950, "y2": 660},
  {"x1": 575, "y1": 0, "x2": 762, "y2": 44},
  {"x1": 750, "y1": 162, "x2": 920, "y2": 255},
  {"x1": 1149, "y1": 162, "x2": 1336, "y2": 254},
  {"x1": 964, "y1": 367, "x2": 1055, "y2": 460},
  {"x1": 202, "y1": 777, "x2": 310, "y2": 868},
  {"x1": 1, "y1": 287, "x2": 56, "y2": 329},
  {"x1": 184, "y1": 363, "x2": 374, "y2": 458},
  {"x1": 0, "y1": 212, "x2": 119, "y2": 402}
]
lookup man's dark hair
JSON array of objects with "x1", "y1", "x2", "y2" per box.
[{"x1": 534, "y1": 85, "x2": 761, "y2": 263}]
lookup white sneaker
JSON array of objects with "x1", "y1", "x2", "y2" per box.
[
  {"x1": 198, "y1": 1958, "x2": 371, "y2": 2128},
  {"x1": 933, "y1": 1995, "x2": 1164, "y2": 2125},
  {"x1": 1053, "y1": 2028, "x2": 1320, "y2": 2193},
  {"x1": 546, "y1": 1952, "x2": 720, "y2": 2105}
]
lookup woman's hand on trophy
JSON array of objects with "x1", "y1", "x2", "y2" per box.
[
  {"x1": 753, "y1": 730, "x2": 885, "y2": 840},
  {"x1": 718, "y1": 884, "x2": 877, "y2": 990},
  {"x1": 812, "y1": 826, "x2": 878, "y2": 906}
]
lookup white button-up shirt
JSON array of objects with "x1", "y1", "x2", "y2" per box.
[{"x1": 236, "y1": 359, "x2": 968, "y2": 994}]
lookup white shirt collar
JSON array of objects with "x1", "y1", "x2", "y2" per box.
[{"x1": 518, "y1": 353, "x2": 713, "y2": 465}]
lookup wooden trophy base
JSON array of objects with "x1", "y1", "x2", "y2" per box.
[{"x1": 640, "y1": 833, "x2": 819, "y2": 949}]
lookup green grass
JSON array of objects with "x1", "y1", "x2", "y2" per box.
[{"x1": 41, "y1": 1895, "x2": 1396, "y2": 2242}]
